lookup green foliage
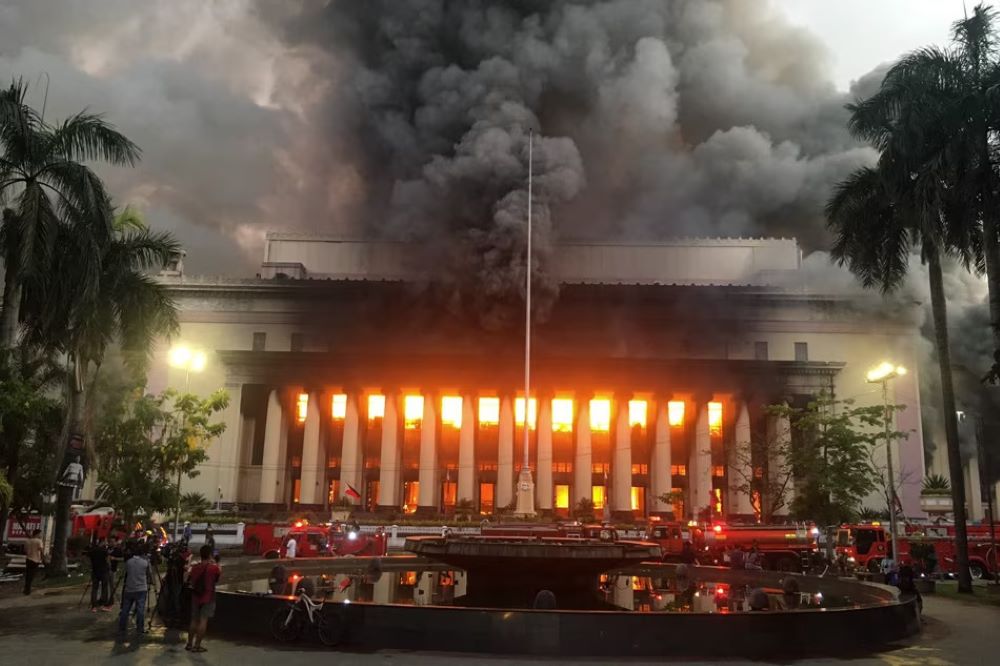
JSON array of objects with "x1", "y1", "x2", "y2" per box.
[
  {"x1": 789, "y1": 394, "x2": 906, "y2": 525},
  {"x1": 94, "y1": 387, "x2": 229, "y2": 524},
  {"x1": 857, "y1": 506, "x2": 889, "y2": 522},
  {"x1": 0, "y1": 473, "x2": 11, "y2": 507},
  {"x1": 181, "y1": 491, "x2": 211, "y2": 516},
  {"x1": 454, "y1": 498, "x2": 476, "y2": 520},
  {"x1": 921, "y1": 473, "x2": 951, "y2": 495},
  {"x1": 574, "y1": 497, "x2": 596, "y2": 522}
]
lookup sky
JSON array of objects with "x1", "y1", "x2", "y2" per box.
[
  {"x1": 777, "y1": 0, "x2": 959, "y2": 90},
  {"x1": 0, "y1": 0, "x2": 975, "y2": 275}
]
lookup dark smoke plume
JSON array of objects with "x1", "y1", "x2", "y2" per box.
[{"x1": 263, "y1": 0, "x2": 876, "y2": 327}]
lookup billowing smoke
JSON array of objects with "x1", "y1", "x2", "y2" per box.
[{"x1": 259, "y1": 0, "x2": 879, "y2": 326}]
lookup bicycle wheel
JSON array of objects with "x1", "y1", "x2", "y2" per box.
[
  {"x1": 270, "y1": 606, "x2": 303, "y2": 642},
  {"x1": 316, "y1": 613, "x2": 344, "y2": 647}
]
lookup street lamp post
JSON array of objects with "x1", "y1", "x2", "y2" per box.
[
  {"x1": 168, "y1": 344, "x2": 207, "y2": 541},
  {"x1": 866, "y1": 361, "x2": 907, "y2": 570}
]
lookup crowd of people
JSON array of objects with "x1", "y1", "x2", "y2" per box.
[{"x1": 78, "y1": 526, "x2": 221, "y2": 652}]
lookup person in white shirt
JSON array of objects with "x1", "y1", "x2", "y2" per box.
[{"x1": 285, "y1": 536, "x2": 297, "y2": 559}]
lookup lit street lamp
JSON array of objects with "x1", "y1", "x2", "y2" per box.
[
  {"x1": 866, "y1": 361, "x2": 907, "y2": 570},
  {"x1": 168, "y1": 344, "x2": 207, "y2": 540}
]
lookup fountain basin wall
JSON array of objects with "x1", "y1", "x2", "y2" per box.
[{"x1": 211, "y1": 563, "x2": 921, "y2": 658}]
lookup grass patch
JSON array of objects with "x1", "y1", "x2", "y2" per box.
[{"x1": 934, "y1": 581, "x2": 1000, "y2": 608}]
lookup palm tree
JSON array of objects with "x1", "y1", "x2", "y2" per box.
[
  {"x1": 21, "y1": 208, "x2": 179, "y2": 575},
  {"x1": 0, "y1": 77, "x2": 140, "y2": 347},
  {"x1": 827, "y1": 158, "x2": 976, "y2": 592}
]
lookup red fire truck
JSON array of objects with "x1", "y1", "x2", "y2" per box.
[
  {"x1": 644, "y1": 520, "x2": 705, "y2": 560},
  {"x1": 702, "y1": 523, "x2": 821, "y2": 571},
  {"x1": 836, "y1": 522, "x2": 998, "y2": 579},
  {"x1": 243, "y1": 520, "x2": 387, "y2": 559}
]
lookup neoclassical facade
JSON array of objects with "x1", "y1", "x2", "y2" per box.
[{"x1": 146, "y1": 234, "x2": 932, "y2": 520}]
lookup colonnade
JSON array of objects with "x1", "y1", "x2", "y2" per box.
[{"x1": 239, "y1": 387, "x2": 794, "y2": 519}]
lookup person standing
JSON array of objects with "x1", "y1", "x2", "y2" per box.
[
  {"x1": 182, "y1": 521, "x2": 192, "y2": 544},
  {"x1": 118, "y1": 544, "x2": 153, "y2": 636},
  {"x1": 88, "y1": 537, "x2": 112, "y2": 611},
  {"x1": 205, "y1": 523, "x2": 216, "y2": 555},
  {"x1": 22, "y1": 529, "x2": 44, "y2": 595},
  {"x1": 186, "y1": 545, "x2": 221, "y2": 653},
  {"x1": 284, "y1": 535, "x2": 298, "y2": 559}
]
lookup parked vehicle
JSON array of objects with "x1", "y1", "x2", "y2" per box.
[
  {"x1": 702, "y1": 523, "x2": 821, "y2": 572},
  {"x1": 244, "y1": 520, "x2": 387, "y2": 559}
]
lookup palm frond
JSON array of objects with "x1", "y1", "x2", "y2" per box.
[{"x1": 48, "y1": 112, "x2": 140, "y2": 167}]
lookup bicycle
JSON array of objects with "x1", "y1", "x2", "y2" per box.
[{"x1": 269, "y1": 590, "x2": 343, "y2": 646}]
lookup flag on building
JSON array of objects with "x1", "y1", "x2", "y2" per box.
[{"x1": 345, "y1": 484, "x2": 361, "y2": 500}]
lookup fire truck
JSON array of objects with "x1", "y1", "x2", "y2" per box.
[
  {"x1": 836, "y1": 522, "x2": 998, "y2": 579},
  {"x1": 644, "y1": 520, "x2": 705, "y2": 560},
  {"x1": 243, "y1": 520, "x2": 388, "y2": 559},
  {"x1": 702, "y1": 523, "x2": 821, "y2": 571}
]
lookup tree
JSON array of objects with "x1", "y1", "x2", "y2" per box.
[
  {"x1": 0, "y1": 78, "x2": 140, "y2": 347},
  {"x1": 727, "y1": 405, "x2": 796, "y2": 523},
  {"x1": 788, "y1": 395, "x2": 904, "y2": 526},
  {"x1": 21, "y1": 209, "x2": 179, "y2": 576},
  {"x1": 574, "y1": 497, "x2": 596, "y2": 522},
  {"x1": 94, "y1": 388, "x2": 228, "y2": 527},
  {"x1": 181, "y1": 492, "x2": 211, "y2": 517},
  {"x1": 828, "y1": 103, "x2": 976, "y2": 590}
]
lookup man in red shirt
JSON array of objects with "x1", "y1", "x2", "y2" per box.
[{"x1": 185, "y1": 544, "x2": 221, "y2": 653}]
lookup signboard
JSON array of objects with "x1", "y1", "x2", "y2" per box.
[{"x1": 4, "y1": 514, "x2": 42, "y2": 540}]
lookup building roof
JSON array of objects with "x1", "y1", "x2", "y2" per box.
[{"x1": 260, "y1": 233, "x2": 802, "y2": 287}]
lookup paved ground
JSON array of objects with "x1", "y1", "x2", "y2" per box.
[{"x1": 0, "y1": 584, "x2": 998, "y2": 665}]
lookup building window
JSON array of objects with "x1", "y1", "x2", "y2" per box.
[
  {"x1": 479, "y1": 483, "x2": 495, "y2": 514},
  {"x1": 592, "y1": 485, "x2": 607, "y2": 509},
  {"x1": 290, "y1": 332, "x2": 303, "y2": 351},
  {"x1": 712, "y1": 465, "x2": 725, "y2": 477},
  {"x1": 252, "y1": 332, "x2": 266, "y2": 351},
  {"x1": 592, "y1": 463, "x2": 610, "y2": 475},
  {"x1": 478, "y1": 463, "x2": 498, "y2": 472},
  {"x1": 754, "y1": 341, "x2": 768, "y2": 360},
  {"x1": 671, "y1": 464, "x2": 687, "y2": 476},
  {"x1": 552, "y1": 462, "x2": 573, "y2": 473},
  {"x1": 555, "y1": 485, "x2": 570, "y2": 509},
  {"x1": 631, "y1": 464, "x2": 648, "y2": 475},
  {"x1": 795, "y1": 341, "x2": 808, "y2": 362}
]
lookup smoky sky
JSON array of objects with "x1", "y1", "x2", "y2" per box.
[{"x1": 1, "y1": 1, "x2": 878, "y2": 295}]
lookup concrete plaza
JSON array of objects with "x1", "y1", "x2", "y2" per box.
[{"x1": 0, "y1": 584, "x2": 997, "y2": 665}]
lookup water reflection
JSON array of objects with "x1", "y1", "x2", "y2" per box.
[{"x1": 223, "y1": 568, "x2": 851, "y2": 613}]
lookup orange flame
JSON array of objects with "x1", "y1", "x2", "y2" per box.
[
  {"x1": 331, "y1": 394, "x2": 347, "y2": 420},
  {"x1": 403, "y1": 395, "x2": 423, "y2": 429},
  {"x1": 668, "y1": 401, "x2": 685, "y2": 427},
  {"x1": 296, "y1": 393, "x2": 309, "y2": 423},
  {"x1": 708, "y1": 402, "x2": 723, "y2": 435},
  {"x1": 589, "y1": 398, "x2": 611, "y2": 432},
  {"x1": 515, "y1": 397, "x2": 537, "y2": 429},
  {"x1": 628, "y1": 400, "x2": 647, "y2": 428},
  {"x1": 478, "y1": 397, "x2": 500, "y2": 426},
  {"x1": 551, "y1": 398, "x2": 574, "y2": 432},
  {"x1": 441, "y1": 396, "x2": 463, "y2": 429},
  {"x1": 368, "y1": 394, "x2": 385, "y2": 420}
]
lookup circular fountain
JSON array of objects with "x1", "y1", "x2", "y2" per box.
[{"x1": 211, "y1": 533, "x2": 921, "y2": 658}]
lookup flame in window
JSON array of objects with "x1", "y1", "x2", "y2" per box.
[
  {"x1": 551, "y1": 398, "x2": 573, "y2": 432},
  {"x1": 296, "y1": 393, "x2": 308, "y2": 423},
  {"x1": 668, "y1": 401, "x2": 685, "y2": 427},
  {"x1": 368, "y1": 394, "x2": 385, "y2": 420},
  {"x1": 441, "y1": 396, "x2": 463, "y2": 429},
  {"x1": 331, "y1": 394, "x2": 347, "y2": 420},
  {"x1": 590, "y1": 398, "x2": 611, "y2": 432},
  {"x1": 478, "y1": 397, "x2": 499, "y2": 426},
  {"x1": 628, "y1": 400, "x2": 647, "y2": 428},
  {"x1": 404, "y1": 395, "x2": 424, "y2": 429},
  {"x1": 708, "y1": 402, "x2": 723, "y2": 435}
]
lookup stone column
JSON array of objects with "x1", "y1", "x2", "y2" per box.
[
  {"x1": 300, "y1": 391, "x2": 323, "y2": 505},
  {"x1": 259, "y1": 389, "x2": 287, "y2": 504},
  {"x1": 690, "y1": 403, "x2": 712, "y2": 520},
  {"x1": 339, "y1": 392, "x2": 363, "y2": 503},
  {"x1": 457, "y1": 394, "x2": 476, "y2": 504},
  {"x1": 770, "y1": 410, "x2": 793, "y2": 517},
  {"x1": 378, "y1": 392, "x2": 401, "y2": 510},
  {"x1": 536, "y1": 397, "x2": 554, "y2": 511},
  {"x1": 216, "y1": 381, "x2": 243, "y2": 505},
  {"x1": 966, "y1": 454, "x2": 985, "y2": 521},
  {"x1": 612, "y1": 397, "x2": 633, "y2": 517},
  {"x1": 497, "y1": 395, "x2": 515, "y2": 509},
  {"x1": 574, "y1": 399, "x2": 592, "y2": 510},
  {"x1": 651, "y1": 399, "x2": 672, "y2": 515},
  {"x1": 417, "y1": 394, "x2": 439, "y2": 512},
  {"x1": 728, "y1": 402, "x2": 754, "y2": 517}
]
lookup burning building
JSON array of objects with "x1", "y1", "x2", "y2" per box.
[{"x1": 140, "y1": 232, "x2": 947, "y2": 522}]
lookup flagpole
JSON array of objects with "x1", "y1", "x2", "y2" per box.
[{"x1": 515, "y1": 129, "x2": 537, "y2": 517}]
